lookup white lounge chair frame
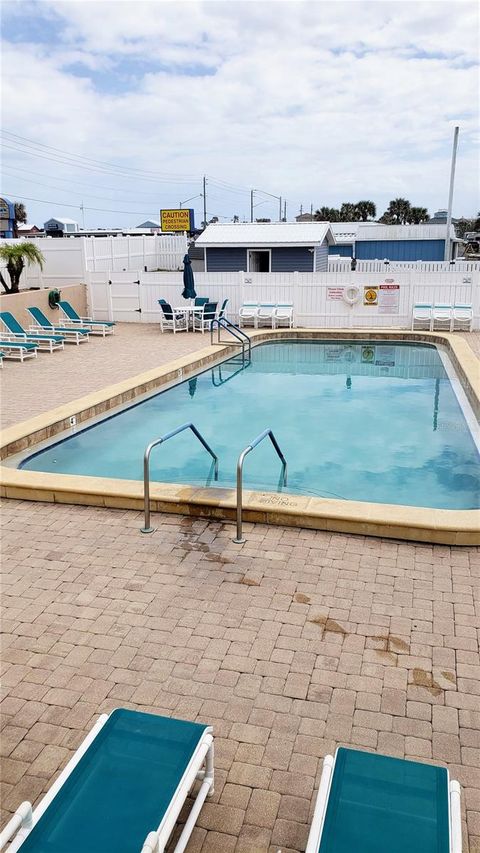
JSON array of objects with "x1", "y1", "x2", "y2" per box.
[
  {"x1": 411, "y1": 303, "x2": 432, "y2": 331},
  {"x1": 0, "y1": 341, "x2": 38, "y2": 362},
  {"x1": 273, "y1": 303, "x2": 294, "y2": 328},
  {"x1": 256, "y1": 303, "x2": 276, "y2": 328},
  {"x1": 0, "y1": 332, "x2": 64, "y2": 354},
  {"x1": 305, "y1": 751, "x2": 462, "y2": 853},
  {"x1": 452, "y1": 303, "x2": 473, "y2": 332},
  {"x1": 432, "y1": 303, "x2": 453, "y2": 331},
  {"x1": 238, "y1": 302, "x2": 259, "y2": 328},
  {"x1": 59, "y1": 311, "x2": 115, "y2": 337},
  {"x1": 0, "y1": 713, "x2": 214, "y2": 853},
  {"x1": 28, "y1": 323, "x2": 89, "y2": 345}
]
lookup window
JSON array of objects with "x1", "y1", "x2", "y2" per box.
[{"x1": 248, "y1": 250, "x2": 270, "y2": 272}]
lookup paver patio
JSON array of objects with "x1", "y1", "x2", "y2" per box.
[{"x1": 0, "y1": 325, "x2": 479, "y2": 852}]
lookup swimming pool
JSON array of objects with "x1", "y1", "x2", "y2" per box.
[{"x1": 20, "y1": 340, "x2": 480, "y2": 511}]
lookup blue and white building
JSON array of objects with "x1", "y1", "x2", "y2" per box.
[
  {"x1": 195, "y1": 222, "x2": 335, "y2": 272},
  {"x1": 329, "y1": 222, "x2": 460, "y2": 261}
]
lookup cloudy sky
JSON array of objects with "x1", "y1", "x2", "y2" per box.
[{"x1": 1, "y1": 0, "x2": 478, "y2": 228}]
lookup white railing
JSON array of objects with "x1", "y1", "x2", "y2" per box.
[
  {"x1": 87, "y1": 269, "x2": 480, "y2": 329},
  {"x1": 328, "y1": 258, "x2": 480, "y2": 273}
]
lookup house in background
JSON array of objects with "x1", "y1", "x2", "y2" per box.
[
  {"x1": 136, "y1": 219, "x2": 161, "y2": 231},
  {"x1": 329, "y1": 222, "x2": 460, "y2": 261},
  {"x1": 195, "y1": 222, "x2": 335, "y2": 272},
  {"x1": 17, "y1": 224, "x2": 44, "y2": 237},
  {"x1": 43, "y1": 217, "x2": 79, "y2": 237}
]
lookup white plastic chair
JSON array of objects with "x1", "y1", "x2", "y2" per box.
[
  {"x1": 158, "y1": 301, "x2": 188, "y2": 334},
  {"x1": 256, "y1": 303, "x2": 276, "y2": 328},
  {"x1": 432, "y1": 303, "x2": 453, "y2": 331},
  {"x1": 238, "y1": 302, "x2": 259, "y2": 328},
  {"x1": 411, "y1": 303, "x2": 432, "y2": 331},
  {"x1": 452, "y1": 303, "x2": 473, "y2": 332},
  {"x1": 273, "y1": 303, "x2": 294, "y2": 328}
]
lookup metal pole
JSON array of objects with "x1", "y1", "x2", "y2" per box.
[
  {"x1": 444, "y1": 126, "x2": 459, "y2": 261},
  {"x1": 233, "y1": 448, "x2": 249, "y2": 543},
  {"x1": 141, "y1": 445, "x2": 154, "y2": 533},
  {"x1": 284, "y1": 200, "x2": 287, "y2": 221},
  {"x1": 203, "y1": 176, "x2": 207, "y2": 227},
  {"x1": 250, "y1": 190, "x2": 254, "y2": 223},
  {"x1": 279, "y1": 196, "x2": 282, "y2": 222}
]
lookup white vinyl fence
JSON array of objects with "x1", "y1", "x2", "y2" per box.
[
  {"x1": 328, "y1": 258, "x2": 480, "y2": 273},
  {"x1": 0, "y1": 234, "x2": 188, "y2": 290},
  {"x1": 83, "y1": 234, "x2": 187, "y2": 272},
  {"x1": 87, "y1": 269, "x2": 480, "y2": 329}
]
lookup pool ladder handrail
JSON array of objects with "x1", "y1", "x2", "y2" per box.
[
  {"x1": 140, "y1": 422, "x2": 219, "y2": 533},
  {"x1": 210, "y1": 317, "x2": 252, "y2": 361},
  {"x1": 233, "y1": 429, "x2": 287, "y2": 544}
]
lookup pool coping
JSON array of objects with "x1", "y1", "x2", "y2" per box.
[{"x1": 1, "y1": 329, "x2": 479, "y2": 545}]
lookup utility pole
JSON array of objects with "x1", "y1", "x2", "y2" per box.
[
  {"x1": 284, "y1": 200, "x2": 287, "y2": 221},
  {"x1": 300, "y1": 204, "x2": 303, "y2": 216},
  {"x1": 445, "y1": 126, "x2": 459, "y2": 261},
  {"x1": 250, "y1": 189, "x2": 254, "y2": 223},
  {"x1": 310, "y1": 203, "x2": 313, "y2": 217},
  {"x1": 203, "y1": 176, "x2": 207, "y2": 227},
  {"x1": 80, "y1": 201, "x2": 85, "y2": 229},
  {"x1": 279, "y1": 196, "x2": 282, "y2": 222}
]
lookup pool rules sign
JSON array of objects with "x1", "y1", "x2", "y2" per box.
[{"x1": 378, "y1": 282, "x2": 400, "y2": 314}]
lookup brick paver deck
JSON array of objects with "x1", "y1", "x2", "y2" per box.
[{"x1": 1, "y1": 326, "x2": 479, "y2": 852}]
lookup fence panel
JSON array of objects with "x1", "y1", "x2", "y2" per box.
[
  {"x1": 87, "y1": 269, "x2": 479, "y2": 329},
  {"x1": 83, "y1": 234, "x2": 187, "y2": 273}
]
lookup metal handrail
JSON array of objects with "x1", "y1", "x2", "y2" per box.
[
  {"x1": 140, "y1": 423, "x2": 218, "y2": 533},
  {"x1": 210, "y1": 317, "x2": 252, "y2": 360},
  {"x1": 233, "y1": 429, "x2": 287, "y2": 544},
  {"x1": 211, "y1": 359, "x2": 251, "y2": 387}
]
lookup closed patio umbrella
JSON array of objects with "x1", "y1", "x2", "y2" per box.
[{"x1": 182, "y1": 254, "x2": 196, "y2": 300}]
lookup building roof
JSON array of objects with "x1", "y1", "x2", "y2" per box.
[
  {"x1": 355, "y1": 223, "x2": 456, "y2": 241},
  {"x1": 44, "y1": 217, "x2": 78, "y2": 226},
  {"x1": 196, "y1": 222, "x2": 334, "y2": 247},
  {"x1": 136, "y1": 220, "x2": 160, "y2": 228}
]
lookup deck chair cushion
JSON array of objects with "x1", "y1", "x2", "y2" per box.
[
  {"x1": 316, "y1": 748, "x2": 449, "y2": 853},
  {"x1": 18, "y1": 709, "x2": 210, "y2": 853}
]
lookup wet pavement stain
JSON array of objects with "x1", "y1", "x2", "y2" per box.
[
  {"x1": 309, "y1": 615, "x2": 347, "y2": 636},
  {"x1": 294, "y1": 593, "x2": 311, "y2": 604},
  {"x1": 412, "y1": 668, "x2": 443, "y2": 696}
]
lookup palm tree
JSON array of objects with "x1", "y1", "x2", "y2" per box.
[
  {"x1": 355, "y1": 200, "x2": 376, "y2": 221},
  {"x1": 13, "y1": 202, "x2": 27, "y2": 238},
  {"x1": 339, "y1": 202, "x2": 361, "y2": 222},
  {"x1": 408, "y1": 206, "x2": 429, "y2": 224},
  {"x1": 380, "y1": 198, "x2": 412, "y2": 225},
  {"x1": 0, "y1": 242, "x2": 45, "y2": 294},
  {"x1": 314, "y1": 206, "x2": 340, "y2": 222}
]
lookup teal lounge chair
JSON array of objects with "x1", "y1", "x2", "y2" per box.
[
  {"x1": 0, "y1": 312, "x2": 65, "y2": 353},
  {"x1": 306, "y1": 747, "x2": 461, "y2": 853},
  {"x1": 58, "y1": 300, "x2": 115, "y2": 336},
  {"x1": 0, "y1": 708, "x2": 214, "y2": 853},
  {"x1": 0, "y1": 340, "x2": 38, "y2": 362},
  {"x1": 27, "y1": 306, "x2": 90, "y2": 345}
]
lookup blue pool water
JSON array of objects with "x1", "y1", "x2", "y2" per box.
[{"x1": 21, "y1": 341, "x2": 480, "y2": 510}]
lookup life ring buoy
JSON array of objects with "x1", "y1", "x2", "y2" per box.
[{"x1": 343, "y1": 285, "x2": 360, "y2": 306}]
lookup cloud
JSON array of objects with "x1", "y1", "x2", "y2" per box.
[{"x1": 1, "y1": 0, "x2": 478, "y2": 226}]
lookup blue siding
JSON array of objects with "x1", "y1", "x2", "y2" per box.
[
  {"x1": 355, "y1": 239, "x2": 445, "y2": 261},
  {"x1": 271, "y1": 247, "x2": 313, "y2": 272},
  {"x1": 206, "y1": 247, "x2": 247, "y2": 271},
  {"x1": 314, "y1": 239, "x2": 329, "y2": 271},
  {"x1": 329, "y1": 244, "x2": 353, "y2": 257}
]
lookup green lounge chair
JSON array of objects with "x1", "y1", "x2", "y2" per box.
[
  {"x1": 0, "y1": 340, "x2": 38, "y2": 362},
  {"x1": 0, "y1": 312, "x2": 65, "y2": 353},
  {"x1": 27, "y1": 306, "x2": 90, "y2": 345},
  {"x1": 306, "y1": 747, "x2": 461, "y2": 853},
  {"x1": 58, "y1": 300, "x2": 115, "y2": 336},
  {"x1": 0, "y1": 708, "x2": 214, "y2": 853}
]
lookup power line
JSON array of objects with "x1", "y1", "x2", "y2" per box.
[
  {"x1": 1, "y1": 191, "x2": 159, "y2": 216},
  {"x1": 1, "y1": 168, "x2": 176, "y2": 206},
  {"x1": 2, "y1": 130, "x2": 200, "y2": 182}
]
